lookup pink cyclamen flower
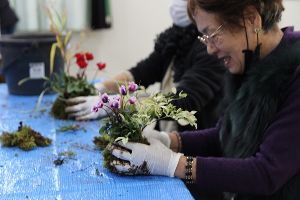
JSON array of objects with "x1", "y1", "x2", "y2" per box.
[
  {"x1": 110, "y1": 100, "x2": 120, "y2": 109},
  {"x1": 92, "y1": 101, "x2": 104, "y2": 112},
  {"x1": 128, "y1": 82, "x2": 138, "y2": 93},
  {"x1": 119, "y1": 85, "x2": 127, "y2": 95},
  {"x1": 128, "y1": 96, "x2": 137, "y2": 104},
  {"x1": 101, "y1": 93, "x2": 109, "y2": 103},
  {"x1": 92, "y1": 106, "x2": 99, "y2": 112},
  {"x1": 97, "y1": 101, "x2": 104, "y2": 108}
]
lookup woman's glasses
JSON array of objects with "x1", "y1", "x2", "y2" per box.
[{"x1": 198, "y1": 24, "x2": 223, "y2": 46}]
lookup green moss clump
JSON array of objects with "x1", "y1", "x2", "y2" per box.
[
  {"x1": 49, "y1": 74, "x2": 97, "y2": 120},
  {"x1": 93, "y1": 134, "x2": 112, "y2": 150},
  {"x1": 0, "y1": 122, "x2": 52, "y2": 151},
  {"x1": 93, "y1": 132, "x2": 148, "y2": 174},
  {"x1": 51, "y1": 98, "x2": 69, "y2": 120}
]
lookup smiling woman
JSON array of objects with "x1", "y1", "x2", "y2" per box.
[
  {"x1": 105, "y1": 0, "x2": 300, "y2": 199},
  {"x1": 189, "y1": 0, "x2": 284, "y2": 74},
  {"x1": 197, "y1": 23, "x2": 223, "y2": 46}
]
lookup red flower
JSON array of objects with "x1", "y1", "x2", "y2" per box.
[
  {"x1": 85, "y1": 52, "x2": 94, "y2": 61},
  {"x1": 74, "y1": 53, "x2": 85, "y2": 61},
  {"x1": 76, "y1": 59, "x2": 88, "y2": 69},
  {"x1": 97, "y1": 62, "x2": 106, "y2": 70}
]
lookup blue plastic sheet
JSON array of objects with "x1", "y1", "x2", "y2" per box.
[{"x1": 0, "y1": 84, "x2": 194, "y2": 200}]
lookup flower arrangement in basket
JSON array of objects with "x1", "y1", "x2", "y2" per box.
[
  {"x1": 44, "y1": 7, "x2": 106, "y2": 119},
  {"x1": 93, "y1": 82, "x2": 197, "y2": 173}
]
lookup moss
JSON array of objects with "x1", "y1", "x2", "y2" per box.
[
  {"x1": 49, "y1": 74, "x2": 97, "y2": 120},
  {"x1": 0, "y1": 122, "x2": 52, "y2": 151},
  {"x1": 93, "y1": 134, "x2": 112, "y2": 150},
  {"x1": 58, "y1": 149, "x2": 76, "y2": 158},
  {"x1": 56, "y1": 124, "x2": 85, "y2": 132},
  {"x1": 93, "y1": 133, "x2": 148, "y2": 174},
  {"x1": 51, "y1": 98, "x2": 69, "y2": 120}
]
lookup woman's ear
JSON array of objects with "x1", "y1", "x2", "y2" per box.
[{"x1": 244, "y1": 5, "x2": 262, "y2": 29}]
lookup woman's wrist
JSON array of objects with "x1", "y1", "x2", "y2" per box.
[{"x1": 169, "y1": 131, "x2": 181, "y2": 152}]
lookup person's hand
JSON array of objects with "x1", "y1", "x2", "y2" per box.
[
  {"x1": 142, "y1": 126, "x2": 171, "y2": 148},
  {"x1": 110, "y1": 138, "x2": 183, "y2": 176},
  {"x1": 65, "y1": 96, "x2": 110, "y2": 120}
]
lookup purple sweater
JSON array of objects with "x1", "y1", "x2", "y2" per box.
[{"x1": 180, "y1": 27, "x2": 300, "y2": 195}]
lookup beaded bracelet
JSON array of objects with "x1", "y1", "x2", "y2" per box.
[{"x1": 185, "y1": 156, "x2": 194, "y2": 184}]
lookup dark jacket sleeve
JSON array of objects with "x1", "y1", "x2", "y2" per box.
[
  {"x1": 129, "y1": 50, "x2": 171, "y2": 87},
  {"x1": 0, "y1": 0, "x2": 18, "y2": 29},
  {"x1": 191, "y1": 67, "x2": 300, "y2": 195},
  {"x1": 180, "y1": 124, "x2": 222, "y2": 157},
  {"x1": 129, "y1": 25, "x2": 179, "y2": 87},
  {"x1": 172, "y1": 41, "x2": 224, "y2": 123}
]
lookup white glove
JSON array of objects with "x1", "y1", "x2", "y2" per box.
[
  {"x1": 65, "y1": 96, "x2": 110, "y2": 120},
  {"x1": 142, "y1": 126, "x2": 171, "y2": 148},
  {"x1": 110, "y1": 138, "x2": 183, "y2": 177}
]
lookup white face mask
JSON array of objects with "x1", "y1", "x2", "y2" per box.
[{"x1": 169, "y1": 0, "x2": 191, "y2": 27}]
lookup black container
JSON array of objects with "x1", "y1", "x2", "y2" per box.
[{"x1": 0, "y1": 33, "x2": 64, "y2": 95}]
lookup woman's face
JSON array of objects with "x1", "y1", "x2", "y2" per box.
[{"x1": 193, "y1": 8, "x2": 249, "y2": 74}]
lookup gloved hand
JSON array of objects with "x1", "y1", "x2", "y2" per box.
[
  {"x1": 110, "y1": 138, "x2": 183, "y2": 176},
  {"x1": 142, "y1": 126, "x2": 171, "y2": 148},
  {"x1": 65, "y1": 96, "x2": 110, "y2": 120}
]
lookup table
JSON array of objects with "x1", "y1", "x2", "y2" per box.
[{"x1": 0, "y1": 84, "x2": 194, "y2": 200}]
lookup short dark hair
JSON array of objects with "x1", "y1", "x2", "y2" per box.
[{"x1": 187, "y1": 0, "x2": 284, "y2": 31}]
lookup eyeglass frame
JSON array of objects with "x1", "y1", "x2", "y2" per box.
[{"x1": 198, "y1": 24, "x2": 224, "y2": 46}]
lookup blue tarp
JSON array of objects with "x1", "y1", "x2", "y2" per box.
[{"x1": 0, "y1": 84, "x2": 194, "y2": 200}]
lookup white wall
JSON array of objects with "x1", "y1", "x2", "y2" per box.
[
  {"x1": 280, "y1": 0, "x2": 300, "y2": 31},
  {"x1": 79, "y1": 0, "x2": 171, "y2": 80}
]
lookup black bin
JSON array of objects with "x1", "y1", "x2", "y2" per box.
[{"x1": 0, "y1": 33, "x2": 64, "y2": 95}]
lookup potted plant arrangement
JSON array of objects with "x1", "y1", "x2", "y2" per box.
[
  {"x1": 49, "y1": 51, "x2": 106, "y2": 119},
  {"x1": 44, "y1": 7, "x2": 106, "y2": 119},
  {"x1": 93, "y1": 82, "x2": 197, "y2": 173}
]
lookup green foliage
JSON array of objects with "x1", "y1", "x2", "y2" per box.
[
  {"x1": 49, "y1": 72, "x2": 96, "y2": 120},
  {"x1": 93, "y1": 83, "x2": 197, "y2": 171},
  {"x1": 0, "y1": 122, "x2": 52, "y2": 151},
  {"x1": 56, "y1": 124, "x2": 86, "y2": 132},
  {"x1": 47, "y1": 73, "x2": 96, "y2": 99},
  {"x1": 45, "y1": 7, "x2": 97, "y2": 120},
  {"x1": 99, "y1": 88, "x2": 197, "y2": 145}
]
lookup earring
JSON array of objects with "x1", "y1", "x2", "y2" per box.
[{"x1": 254, "y1": 28, "x2": 261, "y2": 34}]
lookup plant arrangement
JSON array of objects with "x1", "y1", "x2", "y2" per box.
[
  {"x1": 44, "y1": 7, "x2": 106, "y2": 119},
  {"x1": 49, "y1": 51, "x2": 106, "y2": 119},
  {"x1": 0, "y1": 122, "x2": 52, "y2": 151},
  {"x1": 93, "y1": 82, "x2": 197, "y2": 173}
]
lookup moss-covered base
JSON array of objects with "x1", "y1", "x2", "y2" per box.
[
  {"x1": 93, "y1": 134, "x2": 148, "y2": 174},
  {"x1": 0, "y1": 122, "x2": 52, "y2": 151},
  {"x1": 51, "y1": 97, "x2": 69, "y2": 120}
]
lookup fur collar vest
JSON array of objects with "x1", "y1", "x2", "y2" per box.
[{"x1": 220, "y1": 40, "x2": 300, "y2": 158}]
